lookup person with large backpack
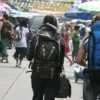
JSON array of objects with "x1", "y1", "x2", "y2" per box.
[
  {"x1": 27, "y1": 14, "x2": 65, "y2": 100},
  {"x1": 76, "y1": 13, "x2": 100, "y2": 100}
]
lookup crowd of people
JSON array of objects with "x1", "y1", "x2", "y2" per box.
[
  {"x1": 1, "y1": 10, "x2": 100, "y2": 100},
  {"x1": 0, "y1": 12, "x2": 91, "y2": 67},
  {"x1": 61, "y1": 18, "x2": 91, "y2": 66}
]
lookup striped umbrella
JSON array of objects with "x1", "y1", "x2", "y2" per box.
[
  {"x1": 0, "y1": 3, "x2": 12, "y2": 12},
  {"x1": 0, "y1": 6, "x2": 9, "y2": 14}
]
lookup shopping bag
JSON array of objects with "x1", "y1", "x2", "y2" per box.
[{"x1": 56, "y1": 73, "x2": 71, "y2": 98}]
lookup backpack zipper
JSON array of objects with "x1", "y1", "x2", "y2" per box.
[{"x1": 47, "y1": 46, "x2": 55, "y2": 60}]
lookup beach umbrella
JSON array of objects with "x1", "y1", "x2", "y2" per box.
[
  {"x1": 10, "y1": 9, "x2": 20, "y2": 15},
  {"x1": 0, "y1": 3, "x2": 12, "y2": 12},
  {"x1": 78, "y1": 1, "x2": 100, "y2": 14},
  {"x1": 64, "y1": 8, "x2": 92, "y2": 20},
  {"x1": 0, "y1": 6, "x2": 9, "y2": 14}
]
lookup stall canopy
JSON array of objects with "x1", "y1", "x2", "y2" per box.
[
  {"x1": 64, "y1": 8, "x2": 92, "y2": 20},
  {"x1": 51, "y1": 0, "x2": 74, "y2": 2},
  {"x1": 77, "y1": 1, "x2": 100, "y2": 15}
]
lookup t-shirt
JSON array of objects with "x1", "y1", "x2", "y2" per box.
[
  {"x1": 71, "y1": 31, "x2": 80, "y2": 43},
  {"x1": 15, "y1": 26, "x2": 29, "y2": 48},
  {"x1": 71, "y1": 31, "x2": 80, "y2": 49},
  {"x1": 79, "y1": 36, "x2": 88, "y2": 60}
]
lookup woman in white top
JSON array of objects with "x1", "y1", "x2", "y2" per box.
[{"x1": 14, "y1": 19, "x2": 29, "y2": 67}]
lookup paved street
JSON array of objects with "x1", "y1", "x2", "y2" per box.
[{"x1": 0, "y1": 48, "x2": 83, "y2": 100}]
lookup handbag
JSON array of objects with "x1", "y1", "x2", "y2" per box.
[{"x1": 56, "y1": 71, "x2": 71, "y2": 98}]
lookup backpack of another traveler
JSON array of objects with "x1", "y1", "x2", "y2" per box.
[
  {"x1": 88, "y1": 21, "x2": 100, "y2": 84},
  {"x1": 32, "y1": 25, "x2": 60, "y2": 79}
]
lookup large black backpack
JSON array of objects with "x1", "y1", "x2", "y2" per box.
[
  {"x1": 32, "y1": 29, "x2": 60, "y2": 79},
  {"x1": 88, "y1": 21, "x2": 100, "y2": 84}
]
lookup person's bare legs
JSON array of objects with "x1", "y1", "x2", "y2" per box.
[
  {"x1": 19, "y1": 59, "x2": 22, "y2": 67},
  {"x1": 5, "y1": 57, "x2": 8, "y2": 63},
  {"x1": 16, "y1": 58, "x2": 19, "y2": 67},
  {"x1": 1, "y1": 57, "x2": 4, "y2": 62},
  {"x1": 1, "y1": 56, "x2": 8, "y2": 63},
  {"x1": 65, "y1": 54, "x2": 73, "y2": 66}
]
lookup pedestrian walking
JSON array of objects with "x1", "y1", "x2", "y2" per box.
[
  {"x1": 0, "y1": 13, "x2": 13, "y2": 63},
  {"x1": 64, "y1": 23, "x2": 73, "y2": 66},
  {"x1": 76, "y1": 13, "x2": 100, "y2": 100},
  {"x1": 14, "y1": 19, "x2": 29, "y2": 68},
  {"x1": 27, "y1": 14, "x2": 65, "y2": 100},
  {"x1": 71, "y1": 25, "x2": 80, "y2": 62}
]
